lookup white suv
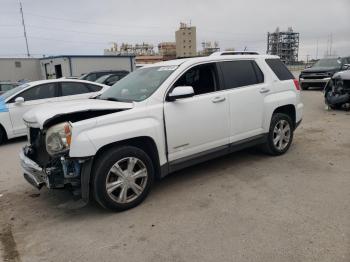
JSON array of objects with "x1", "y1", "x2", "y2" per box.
[{"x1": 20, "y1": 55, "x2": 303, "y2": 211}]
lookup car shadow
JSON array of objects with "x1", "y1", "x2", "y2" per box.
[{"x1": 19, "y1": 146, "x2": 270, "y2": 220}]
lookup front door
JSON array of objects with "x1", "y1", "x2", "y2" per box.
[
  {"x1": 164, "y1": 63, "x2": 230, "y2": 162},
  {"x1": 8, "y1": 83, "x2": 58, "y2": 135}
]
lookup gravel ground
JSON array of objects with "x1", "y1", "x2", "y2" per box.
[{"x1": 0, "y1": 90, "x2": 349, "y2": 262}]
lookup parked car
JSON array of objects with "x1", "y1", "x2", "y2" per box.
[
  {"x1": 0, "y1": 79, "x2": 109, "y2": 143},
  {"x1": 79, "y1": 70, "x2": 129, "y2": 82},
  {"x1": 324, "y1": 69, "x2": 350, "y2": 109},
  {"x1": 299, "y1": 57, "x2": 350, "y2": 90},
  {"x1": 0, "y1": 82, "x2": 19, "y2": 95},
  {"x1": 20, "y1": 55, "x2": 303, "y2": 211},
  {"x1": 95, "y1": 73, "x2": 128, "y2": 86}
]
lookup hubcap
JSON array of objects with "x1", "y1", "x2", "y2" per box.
[
  {"x1": 273, "y1": 120, "x2": 291, "y2": 151},
  {"x1": 106, "y1": 157, "x2": 148, "y2": 204}
]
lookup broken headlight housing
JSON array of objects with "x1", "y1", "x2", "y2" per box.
[{"x1": 46, "y1": 122, "x2": 72, "y2": 155}]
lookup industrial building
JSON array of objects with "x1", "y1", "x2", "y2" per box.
[
  {"x1": 267, "y1": 27, "x2": 299, "y2": 64},
  {"x1": 158, "y1": 42, "x2": 176, "y2": 60},
  {"x1": 0, "y1": 58, "x2": 41, "y2": 82},
  {"x1": 39, "y1": 55, "x2": 135, "y2": 79},
  {"x1": 199, "y1": 41, "x2": 220, "y2": 56},
  {"x1": 175, "y1": 23, "x2": 197, "y2": 58}
]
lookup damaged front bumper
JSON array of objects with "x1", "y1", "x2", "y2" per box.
[
  {"x1": 20, "y1": 147, "x2": 94, "y2": 203},
  {"x1": 20, "y1": 149, "x2": 47, "y2": 189}
]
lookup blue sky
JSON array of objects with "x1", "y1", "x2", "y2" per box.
[{"x1": 0, "y1": 0, "x2": 349, "y2": 61}]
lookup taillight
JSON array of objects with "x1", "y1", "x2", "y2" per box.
[{"x1": 293, "y1": 79, "x2": 301, "y2": 91}]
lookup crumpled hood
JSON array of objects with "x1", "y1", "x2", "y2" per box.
[
  {"x1": 332, "y1": 70, "x2": 350, "y2": 80},
  {"x1": 23, "y1": 98, "x2": 134, "y2": 128}
]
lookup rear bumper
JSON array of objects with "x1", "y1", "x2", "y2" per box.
[{"x1": 19, "y1": 149, "x2": 47, "y2": 189}]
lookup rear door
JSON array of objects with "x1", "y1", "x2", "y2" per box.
[
  {"x1": 8, "y1": 83, "x2": 59, "y2": 135},
  {"x1": 218, "y1": 60, "x2": 267, "y2": 143}
]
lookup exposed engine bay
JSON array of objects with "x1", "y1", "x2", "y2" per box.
[{"x1": 324, "y1": 70, "x2": 350, "y2": 110}]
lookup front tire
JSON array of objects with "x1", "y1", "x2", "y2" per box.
[
  {"x1": 0, "y1": 126, "x2": 7, "y2": 145},
  {"x1": 263, "y1": 113, "x2": 294, "y2": 156},
  {"x1": 92, "y1": 146, "x2": 154, "y2": 211}
]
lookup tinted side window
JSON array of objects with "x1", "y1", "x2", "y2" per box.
[
  {"x1": 61, "y1": 82, "x2": 90, "y2": 96},
  {"x1": 265, "y1": 59, "x2": 294, "y2": 80},
  {"x1": 1, "y1": 84, "x2": 14, "y2": 92},
  {"x1": 18, "y1": 83, "x2": 56, "y2": 101},
  {"x1": 173, "y1": 63, "x2": 217, "y2": 95},
  {"x1": 219, "y1": 60, "x2": 263, "y2": 89},
  {"x1": 85, "y1": 73, "x2": 97, "y2": 81},
  {"x1": 87, "y1": 84, "x2": 102, "y2": 92},
  {"x1": 105, "y1": 75, "x2": 121, "y2": 85}
]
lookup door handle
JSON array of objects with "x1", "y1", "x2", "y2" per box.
[
  {"x1": 259, "y1": 87, "x2": 270, "y2": 94},
  {"x1": 211, "y1": 97, "x2": 226, "y2": 103}
]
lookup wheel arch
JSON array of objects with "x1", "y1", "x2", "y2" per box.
[
  {"x1": 272, "y1": 104, "x2": 296, "y2": 129},
  {"x1": 93, "y1": 136, "x2": 161, "y2": 179}
]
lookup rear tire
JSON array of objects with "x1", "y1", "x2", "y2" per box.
[
  {"x1": 92, "y1": 146, "x2": 154, "y2": 211},
  {"x1": 262, "y1": 113, "x2": 294, "y2": 156}
]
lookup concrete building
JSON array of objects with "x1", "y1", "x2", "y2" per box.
[
  {"x1": 39, "y1": 55, "x2": 135, "y2": 79},
  {"x1": 267, "y1": 27, "x2": 300, "y2": 64},
  {"x1": 175, "y1": 23, "x2": 197, "y2": 58},
  {"x1": 0, "y1": 58, "x2": 41, "y2": 82}
]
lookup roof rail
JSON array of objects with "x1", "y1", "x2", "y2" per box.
[{"x1": 210, "y1": 51, "x2": 260, "y2": 56}]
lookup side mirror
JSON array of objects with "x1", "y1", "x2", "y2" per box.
[
  {"x1": 15, "y1": 97, "x2": 24, "y2": 104},
  {"x1": 167, "y1": 86, "x2": 194, "y2": 101},
  {"x1": 342, "y1": 64, "x2": 350, "y2": 70}
]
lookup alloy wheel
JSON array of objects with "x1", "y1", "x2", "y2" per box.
[
  {"x1": 105, "y1": 157, "x2": 148, "y2": 204},
  {"x1": 273, "y1": 120, "x2": 291, "y2": 151}
]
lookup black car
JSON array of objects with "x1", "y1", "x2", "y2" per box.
[
  {"x1": 95, "y1": 73, "x2": 128, "y2": 86},
  {"x1": 79, "y1": 70, "x2": 129, "y2": 82},
  {"x1": 324, "y1": 70, "x2": 350, "y2": 110},
  {"x1": 299, "y1": 57, "x2": 350, "y2": 90}
]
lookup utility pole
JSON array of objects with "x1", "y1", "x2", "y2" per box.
[{"x1": 19, "y1": 1, "x2": 30, "y2": 57}]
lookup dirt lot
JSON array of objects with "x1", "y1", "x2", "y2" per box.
[{"x1": 0, "y1": 91, "x2": 349, "y2": 262}]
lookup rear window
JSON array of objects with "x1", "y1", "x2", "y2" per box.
[{"x1": 265, "y1": 59, "x2": 294, "y2": 81}]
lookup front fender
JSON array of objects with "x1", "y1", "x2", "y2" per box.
[{"x1": 69, "y1": 117, "x2": 165, "y2": 163}]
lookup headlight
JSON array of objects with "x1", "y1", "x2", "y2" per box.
[{"x1": 46, "y1": 122, "x2": 72, "y2": 155}]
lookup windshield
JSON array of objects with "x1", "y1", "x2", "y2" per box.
[
  {"x1": 0, "y1": 83, "x2": 30, "y2": 100},
  {"x1": 99, "y1": 66, "x2": 177, "y2": 102},
  {"x1": 313, "y1": 58, "x2": 342, "y2": 68},
  {"x1": 95, "y1": 74, "x2": 111, "y2": 84}
]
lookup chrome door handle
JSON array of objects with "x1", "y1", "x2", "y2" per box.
[
  {"x1": 211, "y1": 97, "x2": 226, "y2": 103},
  {"x1": 259, "y1": 88, "x2": 270, "y2": 94}
]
